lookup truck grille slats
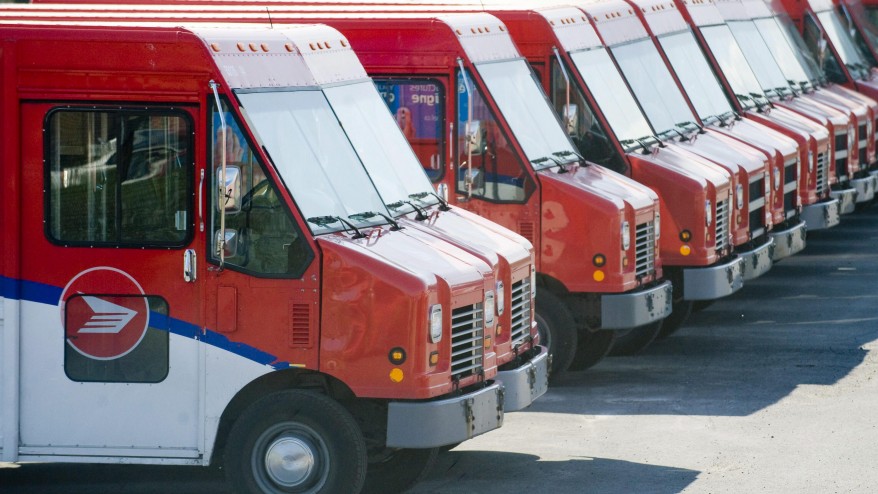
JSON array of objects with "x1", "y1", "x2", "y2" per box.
[
  {"x1": 785, "y1": 157, "x2": 798, "y2": 218},
  {"x1": 715, "y1": 198, "x2": 730, "y2": 252},
  {"x1": 834, "y1": 131, "x2": 849, "y2": 181},
  {"x1": 816, "y1": 152, "x2": 828, "y2": 195},
  {"x1": 634, "y1": 221, "x2": 656, "y2": 278},
  {"x1": 509, "y1": 278, "x2": 531, "y2": 347},
  {"x1": 749, "y1": 174, "x2": 766, "y2": 237},
  {"x1": 451, "y1": 302, "x2": 484, "y2": 379}
]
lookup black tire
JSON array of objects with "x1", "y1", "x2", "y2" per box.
[
  {"x1": 567, "y1": 329, "x2": 615, "y2": 371},
  {"x1": 535, "y1": 290, "x2": 578, "y2": 377},
  {"x1": 657, "y1": 300, "x2": 694, "y2": 339},
  {"x1": 224, "y1": 390, "x2": 367, "y2": 494},
  {"x1": 362, "y1": 447, "x2": 439, "y2": 494},
  {"x1": 608, "y1": 320, "x2": 663, "y2": 356}
]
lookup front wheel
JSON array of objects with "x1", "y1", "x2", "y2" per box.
[
  {"x1": 224, "y1": 390, "x2": 367, "y2": 494},
  {"x1": 363, "y1": 447, "x2": 439, "y2": 494},
  {"x1": 567, "y1": 329, "x2": 615, "y2": 371},
  {"x1": 535, "y1": 290, "x2": 578, "y2": 377},
  {"x1": 608, "y1": 320, "x2": 663, "y2": 356}
]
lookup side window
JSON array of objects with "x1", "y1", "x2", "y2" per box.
[
  {"x1": 374, "y1": 79, "x2": 445, "y2": 181},
  {"x1": 550, "y1": 59, "x2": 628, "y2": 175},
  {"x1": 456, "y1": 70, "x2": 528, "y2": 202},
  {"x1": 46, "y1": 109, "x2": 192, "y2": 246},
  {"x1": 210, "y1": 98, "x2": 312, "y2": 277}
]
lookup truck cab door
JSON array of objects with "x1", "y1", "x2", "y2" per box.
[{"x1": 17, "y1": 103, "x2": 204, "y2": 459}]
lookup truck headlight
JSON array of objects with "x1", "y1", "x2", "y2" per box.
[
  {"x1": 495, "y1": 281, "x2": 505, "y2": 316},
  {"x1": 621, "y1": 221, "x2": 630, "y2": 250},
  {"x1": 530, "y1": 266, "x2": 536, "y2": 299},
  {"x1": 848, "y1": 124, "x2": 856, "y2": 151},
  {"x1": 736, "y1": 184, "x2": 744, "y2": 210},
  {"x1": 484, "y1": 291, "x2": 495, "y2": 327},
  {"x1": 773, "y1": 167, "x2": 782, "y2": 191},
  {"x1": 809, "y1": 149, "x2": 815, "y2": 173},
  {"x1": 654, "y1": 211, "x2": 661, "y2": 240},
  {"x1": 705, "y1": 200, "x2": 712, "y2": 227},
  {"x1": 429, "y1": 304, "x2": 443, "y2": 343}
]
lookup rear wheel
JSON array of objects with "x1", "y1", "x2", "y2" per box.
[
  {"x1": 224, "y1": 390, "x2": 367, "y2": 494},
  {"x1": 363, "y1": 447, "x2": 439, "y2": 494},
  {"x1": 609, "y1": 320, "x2": 664, "y2": 356},
  {"x1": 567, "y1": 329, "x2": 615, "y2": 371},
  {"x1": 535, "y1": 290, "x2": 578, "y2": 377}
]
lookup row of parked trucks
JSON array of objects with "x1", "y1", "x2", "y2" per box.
[{"x1": 1, "y1": 0, "x2": 876, "y2": 492}]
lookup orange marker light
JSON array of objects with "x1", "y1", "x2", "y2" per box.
[{"x1": 593, "y1": 270, "x2": 605, "y2": 282}]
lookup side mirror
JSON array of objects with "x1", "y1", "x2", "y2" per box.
[
  {"x1": 215, "y1": 228, "x2": 240, "y2": 258},
  {"x1": 436, "y1": 183, "x2": 449, "y2": 202},
  {"x1": 217, "y1": 165, "x2": 241, "y2": 213},
  {"x1": 467, "y1": 120, "x2": 485, "y2": 156},
  {"x1": 466, "y1": 167, "x2": 485, "y2": 192},
  {"x1": 563, "y1": 104, "x2": 580, "y2": 137}
]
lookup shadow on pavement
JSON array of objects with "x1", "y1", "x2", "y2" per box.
[
  {"x1": 409, "y1": 451, "x2": 699, "y2": 494},
  {"x1": 0, "y1": 463, "x2": 229, "y2": 494},
  {"x1": 536, "y1": 206, "x2": 878, "y2": 417}
]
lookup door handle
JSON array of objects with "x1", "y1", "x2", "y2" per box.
[{"x1": 184, "y1": 249, "x2": 197, "y2": 282}]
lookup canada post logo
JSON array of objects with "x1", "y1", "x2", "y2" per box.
[{"x1": 60, "y1": 267, "x2": 150, "y2": 360}]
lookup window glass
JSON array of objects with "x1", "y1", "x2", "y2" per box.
[
  {"x1": 659, "y1": 30, "x2": 736, "y2": 122},
  {"x1": 64, "y1": 295, "x2": 169, "y2": 383},
  {"x1": 210, "y1": 99, "x2": 312, "y2": 277},
  {"x1": 550, "y1": 58, "x2": 628, "y2": 174},
  {"x1": 456, "y1": 69, "x2": 530, "y2": 202},
  {"x1": 47, "y1": 110, "x2": 191, "y2": 246},
  {"x1": 374, "y1": 79, "x2": 445, "y2": 182}
]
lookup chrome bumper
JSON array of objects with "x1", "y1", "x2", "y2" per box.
[
  {"x1": 737, "y1": 237, "x2": 774, "y2": 281},
  {"x1": 769, "y1": 220, "x2": 807, "y2": 261},
  {"x1": 682, "y1": 256, "x2": 744, "y2": 301},
  {"x1": 496, "y1": 345, "x2": 549, "y2": 412},
  {"x1": 830, "y1": 187, "x2": 856, "y2": 213},
  {"x1": 801, "y1": 198, "x2": 840, "y2": 230},
  {"x1": 600, "y1": 280, "x2": 673, "y2": 330},
  {"x1": 386, "y1": 382, "x2": 504, "y2": 448},
  {"x1": 852, "y1": 175, "x2": 876, "y2": 203}
]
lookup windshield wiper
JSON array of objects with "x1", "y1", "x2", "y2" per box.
[
  {"x1": 388, "y1": 199, "x2": 429, "y2": 221},
  {"x1": 658, "y1": 127, "x2": 688, "y2": 142},
  {"x1": 348, "y1": 211, "x2": 402, "y2": 231},
  {"x1": 409, "y1": 191, "x2": 451, "y2": 212},
  {"x1": 531, "y1": 155, "x2": 568, "y2": 173},
  {"x1": 307, "y1": 215, "x2": 366, "y2": 239},
  {"x1": 716, "y1": 110, "x2": 739, "y2": 128},
  {"x1": 553, "y1": 149, "x2": 584, "y2": 162}
]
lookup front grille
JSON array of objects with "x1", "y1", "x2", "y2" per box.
[
  {"x1": 785, "y1": 157, "x2": 798, "y2": 217},
  {"x1": 450, "y1": 302, "x2": 484, "y2": 380},
  {"x1": 748, "y1": 174, "x2": 766, "y2": 237},
  {"x1": 816, "y1": 152, "x2": 828, "y2": 195},
  {"x1": 509, "y1": 278, "x2": 532, "y2": 348},
  {"x1": 715, "y1": 198, "x2": 730, "y2": 252},
  {"x1": 634, "y1": 221, "x2": 656, "y2": 278},
  {"x1": 835, "y1": 130, "x2": 849, "y2": 182},
  {"x1": 859, "y1": 123, "x2": 867, "y2": 144}
]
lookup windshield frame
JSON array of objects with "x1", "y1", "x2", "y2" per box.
[
  {"x1": 569, "y1": 45, "x2": 658, "y2": 153},
  {"x1": 474, "y1": 57, "x2": 581, "y2": 171},
  {"x1": 235, "y1": 85, "x2": 394, "y2": 236}
]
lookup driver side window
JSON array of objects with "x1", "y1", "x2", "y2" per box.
[{"x1": 209, "y1": 99, "x2": 312, "y2": 277}]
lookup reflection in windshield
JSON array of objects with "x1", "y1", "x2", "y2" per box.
[
  {"x1": 659, "y1": 30, "x2": 736, "y2": 122},
  {"x1": 701, "y1": 25, "x2": 768, "y2": 110},
  {"x1": 728, "y1": 21, "x2": 792, "y2": 94},
  {"x1": 817, "y1": 9, "x2": 870, "y2": 74},
  {"x1": 570, "y1": 47, "x2": 655, "y2": 150},
  {"x1": 324, "y1": 81, "x2": 438, "y2": 216},
  {"x1": 477, "y1": 59, "x2": 579, "y2": 168},
  {"x1": 753, "y1": 17, "x2": 814, "y2": 88},
  {"x1": 237, "y1": 90, "x2": 389, "y2": 234},
  {"x1": 612, "y1": 38, "x2": 700, "y2": 136}
]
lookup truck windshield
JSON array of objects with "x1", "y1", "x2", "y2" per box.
[
  {"x1": 569, "y1": 47, "x2": 657, "y2": 152},
  {"x1": 817, "y1": 10, "x2": 872, "y2": 78},
  {"x1": 611, "y1": 37, "x2": 702, "y2": 137},
  {"x1": 845, "y1": 2, "x2": 878, "y2": 51},
  {"x1": 237, "y1": 89, "x2": 390, "y2": 235},
  {"x1": 753, "y1": 16, "x2": 817, "y2": 89},
  {"x1": 323, "y1": 81, "x2": 439, "y2": 217},
  {"x1": 658, "y1": 29, "x2": 737, "y2": 124},
  {"x1": 476, "y1": 59, "x2": 580, "y2": 170},
  {"x1": 701, "y1": 25, "x2": 770, "y2": 111},
  {"x1": 775, "y1": 14, "x2": 826, "y2": 84},
  {"x1": 728, "y1": 20, "x2": 795, "y2": 96}
]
